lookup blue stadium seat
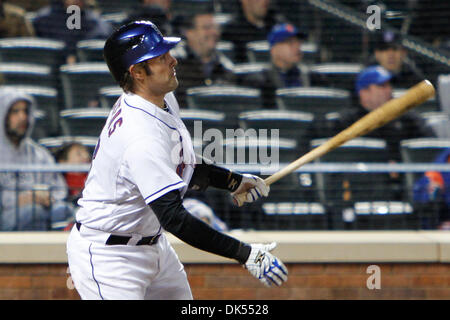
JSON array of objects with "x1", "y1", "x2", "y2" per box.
[
  {"x1": 276, "y1": 87, "x2": 352, "y2": 115},
  {"x1": 0, "y1": 37, "x2": 65, "y2": 68},
  {"x1": 186, "y1": 85, "x2": 262, "y2": 127},
  {"x1": 76, "y1": 40, "x2": 105, "y2": 62},
  {"x1": 238, "y1": 109, "x2": 315, "y2": 154},
  {"x1": 180, "y1": 109, "x2": 226, "y2": 138},
  {"x1": 0, "y1": 63, "x2": 56, "y2": 87},
  {"x1": 308, "y1": 63, "x2": 363, "y2": 91},
  {"x1": 60, "y1": 63, "x2": 117, "y2": 109},
  {"x1": 60, "y1": 108, "x2": 110, "y2": 137},
  {"x1": 99, "y1": 86, "x2": 122, "y2": 109}
]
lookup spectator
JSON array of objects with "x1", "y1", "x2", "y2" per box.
[
  {"x1": 331, "y1": 66, "x2": 435, "y2": 162},
  {"x1": 54, "y1": 141, "x2": 91, "y2": 204},
  {"x1": 32, "y1": 0, "x2": 113, "y2": 64},
  {"x1": 221, "y1": 0, "x2": 286, "y2": 63},
  {"x1": 413, "y1": 148, "x2": 450, "y2": 230},
  {"x1": 173, "y1": 8, "x2": 236, "y2": 107},
  {"x1": 239, "y1": 23, "x2": 315, "y2": 108},
  {"x1": 367, "y1": 30, "x2": 425, "y2": 89},
  {"x1": 125, "y1": 0, "x2": 173, "y2": 35},
  {"x1": 0, "y1": 88, "x2": 74, "y2": 231},
  {"x1": 0, "y1": 0, "x2": 35, "y2": 38}
]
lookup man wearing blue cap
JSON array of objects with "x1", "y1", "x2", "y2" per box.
[
  {"x1": 240, "y1": 23, "x2": 316, "y2": 108},
  {"x1": 332, "y1": 65, "x2": 434, "y2": 162}
]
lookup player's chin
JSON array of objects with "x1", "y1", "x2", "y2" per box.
[{"x1": 169, "y1": 76, "x2": 179, "y2": 91}]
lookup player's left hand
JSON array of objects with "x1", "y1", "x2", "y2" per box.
[
  {"x1": 231, "y1": 174, "x2": 269, "y2": 206},
  {"x1": 244, "y1": 242, "x2": 288, "y2": 287}
]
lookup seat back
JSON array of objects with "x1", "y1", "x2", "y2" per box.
[
  {"x1": 0, "y1": 37, "x2": 65, "y2": 69},
  {"x1": 276, "y1": 87, "x2": 351, "y2": 115},
  {"x1": 60, "y1": 63, "x2": 117, "y2": 109},
  {"x1": 60, "y1": 108, "x2": 110, "y2": 137},
  {"x1": 308, "y1": 63, "x2": 363, "y2": 91},
  {"x1": 0, "y1": 63, "x2": 55, "y2": 87},
  {"x1": 238, "y1": 109, "x2": 315, "y2": 154}
]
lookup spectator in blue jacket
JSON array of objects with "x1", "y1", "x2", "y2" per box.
[{"x1": 413, "y1": 148, "x2": 450, "y2": 230}]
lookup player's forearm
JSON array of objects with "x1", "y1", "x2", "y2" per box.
[
  {"x1": 149, "y1": 190, "x2": 251, "y2": 264},
  {"x1": 189, "y1": 156, "x2": 243, "y2": 192}
]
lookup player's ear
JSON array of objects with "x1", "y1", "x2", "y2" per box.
[{"x1": 129, "y1": 64, "x2": 146, "y2": 81}]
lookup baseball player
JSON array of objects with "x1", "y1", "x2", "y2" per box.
[{"x1": 66, "y1": 21, "x2": 288, "y2": 300}]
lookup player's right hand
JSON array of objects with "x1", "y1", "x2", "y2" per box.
[
  {"x1": 244, "y1": 242, "x2": 288, "y2": 287},
  {"x1": 231, "y1": 174, "x2": 269, "y2": 206}
]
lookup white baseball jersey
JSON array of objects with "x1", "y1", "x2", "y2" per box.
[{"x1": 76, "y1": 91, "x2": 196, "y2": 236}]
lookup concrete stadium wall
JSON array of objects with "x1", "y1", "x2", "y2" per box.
[{"x1": 0, "y1": 231, "x2": 449, "y2": 300}]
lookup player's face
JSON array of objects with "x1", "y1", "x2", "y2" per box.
[
  {"x1": 6, "y1": 100, "x2": 29, "y2": 142},
  {"x1": 145, "y1": 51, "x2": 179, "y2": 94}
]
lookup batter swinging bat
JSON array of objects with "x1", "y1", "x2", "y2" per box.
[{"x1": 235, "y1": 80, "x2": 436, "y2": 207}]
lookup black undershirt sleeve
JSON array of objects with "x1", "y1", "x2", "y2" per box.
[
  {"x1": 149, "y1": 189, "x2": 251, "y2": 264},
  {"x1": 189, "y1": 156, "x2": 243, "y2": 192}
]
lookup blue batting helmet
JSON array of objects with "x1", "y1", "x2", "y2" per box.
[{"x1": 103, "y1": 20, "x2": 181, "y2": 83}]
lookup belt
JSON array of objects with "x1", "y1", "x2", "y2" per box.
[{"x1": 76, "y1": 222, "x2": 161, "y2": 246}]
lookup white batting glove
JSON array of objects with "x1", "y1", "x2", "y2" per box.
[
  {"x1": 231, "y1": 174, "x2": 269, "y2": 205},
  {"x1": 244, "y1": 242, "x2": 288, "y2": 287}
]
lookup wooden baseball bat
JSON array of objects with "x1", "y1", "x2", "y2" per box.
[{"x1": 235, "y1": 80, "x2": 435, "y2": 206}]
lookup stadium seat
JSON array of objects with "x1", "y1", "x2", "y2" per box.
[
  {"x1": 1, "y1": 85, "x2": 60, "y2": 136},
  {"x1": 179, "y1": 109, "x2": 226, "y2": 138},
  {"x1": 0, "y1": 37, "x2": 65, "y2": 68},
  {"x1": 31, "y1": 109, "x2": 49, "y2": 140},
  {"x1": 99, "y1": 86, "x2": 122, "y2": 109},
  {"x1": 238, "y1": 109, "x2": 315, "y2": 154},
  {"x1": 60, "y1": 63, "x2": 117, "y2": 109},
  {"x1": 60, "y1": 108, "x2": 110, "y2": 137},
  {"x1": 400, "y1": 138, "x2": 450, "y2": 201},
  {"x1": 38, "y1": 135, "x2": 99, "y2": 156},
  {"x1": 310, "y1": 137, "x2": 396, "y2": 229},
  {"x1": 186, "y1": 85, "x2": 262, "y2": 127},
  {"x1": 420, "y1": 112, "x2": 450, "y2": 139},
  {"x1": 393, "y1": 89, "x2": 440, "y2": 113},
  {"x1": 0, "y1": 63, "x2": 56, "y2": 87},
  {"x1": 245, "y1": 40, "x2": 319, "y2": 64},
  {"x1": 95, "y1": 0, "x2": 140, "y2": 13},
  {"x1": 276, "y1": 87, "x2": 352, "y2": 116},
  {"x1": 308, "y1": 63, "x2": 363, "y2": 91},
  {"x1": 352, "y1": 201, "x2": 416, "y2": 230},
  {"x1": 260, "y1": 201, "x2": 328, "y2": 230},
  {"x1": 216, "y1": 41, "x2": 235, "y2": 63},
  {"x1": 76, "y1": 40, "x2": 105, "y2": 62},
  {"x1": 222, "y1": 135, "x2": 298, "y2": 166}
]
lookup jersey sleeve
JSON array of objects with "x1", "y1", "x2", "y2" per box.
[{"x1": 124, "y1": 136, "x2": 186, "y2": 204}]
